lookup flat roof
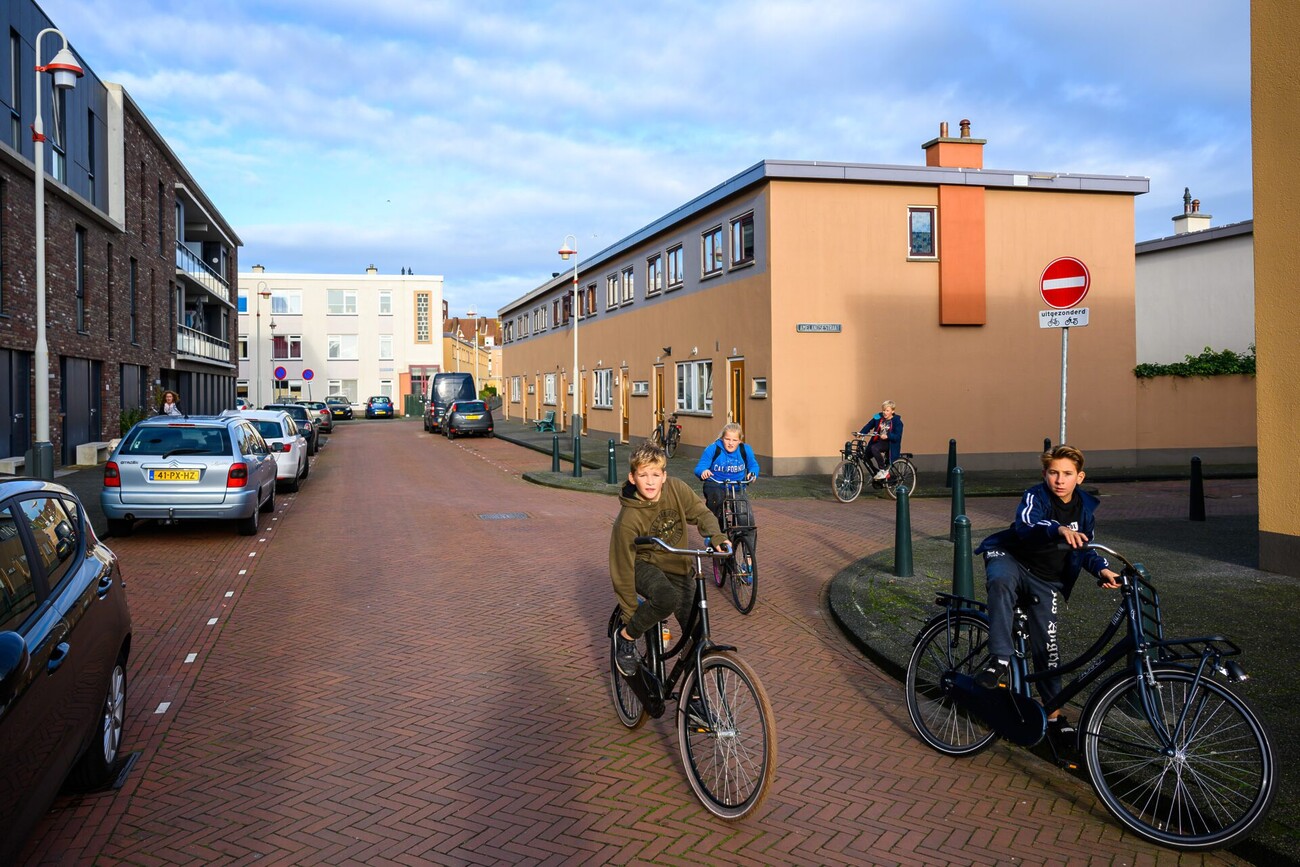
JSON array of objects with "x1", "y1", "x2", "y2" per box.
[{"x1": 1135, "y1": 219, "x2": 1253, "y2": 254}]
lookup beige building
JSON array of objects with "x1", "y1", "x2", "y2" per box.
[
  {"x1": 237, "y1": 266, "x2": 444, "y2": 411},
  {"x1": 1251, "y1": 0, "x2": 1300, "y2": 576},
  {"x1": 501, "y1": 122, "x2": 1156, "y2": 475},
  {"x1": 443, "y1": 316, "x2": 501, "y2": 396}
]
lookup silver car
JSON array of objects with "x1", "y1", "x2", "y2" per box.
[
  {"x1": 231, "y1": 409, "x2": 309, "y2": 492},
  {"x1": 100, "y1": 415, "x2": 278, "y2": 537}
]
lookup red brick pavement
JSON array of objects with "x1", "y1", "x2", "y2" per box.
[{"x1": 20, "y1": 424, "x2": 1252, "y2": 865}]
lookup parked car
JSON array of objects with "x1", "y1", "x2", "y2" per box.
[
  {"x1": 232, "y1": 409, "x2": 309, "y2": 492},
  {"x1": 325, "y1": 395, "x2": 353, "y2": 420},
  {"x1": 296, "y1": 400, "x2": 334, "y2": 433},
  {"x1": 264, "y1": 404, "x2": 320, "y2": 455},
  {"x1": 0, "y1": 478, "x2": 132, "y2": 863},
  {"x1": 442, "y1": 399, "x2": 494, "y2": 439},
  {"x1": 100, "y1": 415, "x2": 278, "y2": 537},
  {"x1": 234, "y1": 396, "x2": 252, "y2": 411},
  {"x1": 425, "y1": 372, "x2": 476, "y2": 433},
  {"x1": 365, "y1": 396, "x2": 395, "y2": 419}
]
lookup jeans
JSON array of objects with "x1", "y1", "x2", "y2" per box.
[
  {"x1": 984, "y1": 550, "x2": 1064, "y2": 705},
  {"x1": 625, "y1": 560, "x2": 694, "y2": 640}
]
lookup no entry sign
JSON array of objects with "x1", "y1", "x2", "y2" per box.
[{"x1": 1039, "y1": 257, "x2": 1090, "y2": 309}]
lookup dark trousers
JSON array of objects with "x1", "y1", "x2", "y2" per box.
[
  {"x1": 868, "y1": 440, "x2": 890, "y2": 473},
  {"x1": 702, "y1": 481, "x2": 756, "y2": 552},
  {"x1": 984, "y1": 551, "x2": 1064, "y2": 705},
  {"x1": 626, "y1": 561, "x2": 694, "y2": 640}
]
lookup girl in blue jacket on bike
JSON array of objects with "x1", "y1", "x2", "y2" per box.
[{"x1": 694, "y1": 423, "x2": 760, "y2": 528}]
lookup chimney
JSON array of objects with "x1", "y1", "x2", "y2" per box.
[
  {"x1": 1171, "y1": 188, "x2": 1212, "y2": 234},
  {"x1": 921, "y1": 118, "x2": 986, "y2": 169},
  {"x1": 366, "y1": 264, "x2": 378, "y2": 274},
  {"x1": 251, "y1": 264, "x2": 265, "y2": 273}
]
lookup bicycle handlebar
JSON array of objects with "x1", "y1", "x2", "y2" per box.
[{"x1": 634, "y1": 535, "x2": 733, "y2": 557}]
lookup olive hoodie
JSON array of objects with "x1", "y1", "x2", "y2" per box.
[{"x1": 609, "y1": 475, "x2": 723, "y2": 622}]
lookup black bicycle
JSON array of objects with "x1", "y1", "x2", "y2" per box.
[
  {"x1": 832, "y1": 432, "x2": 916, "y2": 502},
  {"x1": 709, "y1": 480, "x2": 759, "y2": 614},
  {"x1": 904, "y1": 543, "x2": 1275, "y2": 851},
  {"x1": 650, "y1": 410, "x2": 681, "y2": 458},
  {"x1": 607, "y1": 536, "x2": 777, "y2": 820}
]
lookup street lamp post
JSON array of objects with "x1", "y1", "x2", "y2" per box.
[
  {"x1": 29, "y1": 29, "x2": 83, "y2": 479},
  {"x1": 255, "y1": 284, "x2": 271, "y2": 406},
  {"x1": 558, "y1": 236, "x2": 579, "y2": 435},
  {"x1": 268, "y1": 319, "x2": 278, "y2": 402}
]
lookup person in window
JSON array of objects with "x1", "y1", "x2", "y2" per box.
[
  {"x1": 857, "y1": 400, "x2": 902, "y2": 480},
  {"x1": 158, "y1": 390, "x2": 183, "y2": 417}
]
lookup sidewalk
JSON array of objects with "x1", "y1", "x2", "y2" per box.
[{"x1": 493, "y1": 415, "x2": 1296, "y2": 864}]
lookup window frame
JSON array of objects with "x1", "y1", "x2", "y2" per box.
[
  {"x1": 593, "y1": 368, "x2": 613, "y2": 408},
  {"x1": 327, "y1": 288, "x2": 358, "y2": 315},
  {"x1": 908, "y1": 205, "x2": 938, "y2": 259},
  {"x1": 666, "y1": 244, "x2": 684, "y2": 289},
  {"x1": 327, "y1": 334, "x2": 359, "y2": 360},
  {"x1": 730, "y1": 212, "x2": 755, "y2": 267},
  {"x1": 701, "y1": 226, "x2": 724, "y2": 277},
  {"x1": 606, "y1": 274, "x2": 620, "y2": 309},
  {"x1": 675, "y1": 359, "x2": 713, "y2": 414},
  {"x1": 646, "y1": 253, "x2": 663, "y2": 296},
  {"x1": 273, "y1": 333, "x2": 304, "y2": 360},
  {"x1": 621, "y1": 266, "x2": 635, "y2": 304}
]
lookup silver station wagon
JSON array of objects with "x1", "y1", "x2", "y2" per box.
[{"x1": 100, "y1": 415, "x2": 278, "y2": 537}]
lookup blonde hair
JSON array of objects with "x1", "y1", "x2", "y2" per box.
[
  {"x1": 881, "y1": 400, "x2": 896, "y2": 411},
  {"x1": 629, "y1": 442, "x2": 668, "y2": 473},
  {"x1": 718, "y1": 422, "x2": 743, "y2": 440},
  {"x1": 1041, "y1": 444, "x2": 1085, "y2": 472}
]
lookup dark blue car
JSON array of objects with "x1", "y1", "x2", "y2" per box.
[{"x1": 365, "y1": 395, "x2": 395, "y2": 419}]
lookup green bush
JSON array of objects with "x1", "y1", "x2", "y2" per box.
[
  {"x1": 119, "y1": 407, "x2": 148, "y2": 434},
  {"x1": 1134, "y1": 345, "x2": 1255, "y2": 379}
]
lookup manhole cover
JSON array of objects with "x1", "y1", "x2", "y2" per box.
[{"x1": 478, "y1": 512, "x2": 528, "y2": 520}]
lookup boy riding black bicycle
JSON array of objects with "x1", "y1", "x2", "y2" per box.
[{"x1": 974, "y1": 444, "x2": 1120, "y2": 743}]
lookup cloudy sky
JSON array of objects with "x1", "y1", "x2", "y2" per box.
[{"x1": 38, "y1": 0, "x2": 1250, "y2": 316}]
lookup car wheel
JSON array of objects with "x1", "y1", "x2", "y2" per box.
[
  {"x1": 301, "y1": 458, "x2": 310, "y2": 479},
  {"x1": 106, "y1": 518, "x2": 134, "y2": 537},
  {"x1": 67, "y1": 654, "x2": 127, "y2": 790},
  {"x1": 447, "y1": 428, "x2": 455, "y2": 440},
  {"x1": 236, "y1": 510, "x2": 259, "y2": 536},
  {"x1": 281, "y1": 474, "x2": 299, "y2": 493}
]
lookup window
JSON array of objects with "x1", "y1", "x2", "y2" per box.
[
  {"x1": 327, "y1": 289, "x2": 358, "y2": 314},
  {"x1": 544, "y1": 373, "x2": 557, "y2": 405},
  {"x1": 105, "y1": 242, "x2": 113, "y2": 337},
  {"x1": 0, "y1": 505, "x2": 35, "y2": 632},
  {"x1": 731, "y1": 212, "x2": 755, "y2": 266},
  {"x1": 273, "y1": 334, "x2": 303, "y2": 360},
  {"x1": 415, "y1": 291, "x2": 431, "y2": 342},
  {"x1": 86, "y1": 109, "x2": 96, "y2": 206},
  {"x1": 8, "y1": 31, "x2": 20, "y2": 149},
  {"x1": 75, "y1": 227, "x2": 87, "y2": 332},
  {"x1": 238, "y1": 335, "x2": 249, "y2": 360},
  {"x1": 128, "y1": 258, "x2": 138, "y2": 343},
  {"x1": 379, "y1": 379, "x2": 394, "y2": 398},
  {"x1": 751, "y1": 377, "x2": 768, "y2": 398},
  {"x1": 594, "y1": 369, "x2": 613, "y2": 408},
  {"x1": 329, "y1": 379, "x2": 357, "y2": 402},
  {"x1": 0, "y1": 180, "x2": 6, "y2": 313},
  {"x1": 271, "y1": 291, "x2": 302, "y2": 314},
  {"x1": 606, "y1": 274, "x2": 620, "y2": 308},
  {"x1": 378, "y1": 335, "x2": 393, "y2": 359},
  {"x1": 702, "y1": 226, "x2": 724, "y2": 276},
  {"x1": 585, "y1": 284, "x2": 597, "y2": 317},
  {"x1": 908, "y1": 206, "x2": 937, "y2": 258},
  {"x1": 157, "y1": 182, "x2": 165, "y2": 255},
  {"x1": 621, "y1": 266, "x2": 635, "y2": 303},
  {"x1": 510, "y1": 376, "x2": 521, "y2": 403},
  {"x1": 21, "y1": 496, "x2": 79, "y2": 591},
  {"x1": 379, "y1": 290, "x2": 393, "y2": 315},
  {"x1": 561, "y1": 293, "x2": 571, "y2": 324},
  {"x1": 503, "y1": 321, "x2": 514, "y2": 342},
  {"x1": 667, "y1": 244, "x2": 684, "y2": 288},
  {"x1": 327, "y1": 334, "x2": 358, "y2": 359},
  {"x1": 52, "y1": 89, "x2": 68, "y2": 183},
  {"x1": 646, "y1": 254, "x2": 663, "y2": 296},
  {"x1": 631, "y1": 380, "x2": 649, "y2": 396},
  {"x1": 676, "y1": 359, "x2": 713, "y2": 413}
]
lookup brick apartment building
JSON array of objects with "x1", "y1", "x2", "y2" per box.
[{"x1": 1, "y1": 1, "x2": 239, "y2": 470}]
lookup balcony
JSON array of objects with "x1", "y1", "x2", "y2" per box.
[
  {"x1": 176, "y1": 325, "x2": 233, "y2": 367},
  {"x1": 175, "y1": 243, "x2": 231, "y2": 305}
]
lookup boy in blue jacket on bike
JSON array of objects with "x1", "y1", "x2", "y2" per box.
[
  {"x1": 693, "y1": 422, "x2": 760, "y2": 529},
  {"x1": 974, "y1": 445, "x2": 1120, "y2": 739}
]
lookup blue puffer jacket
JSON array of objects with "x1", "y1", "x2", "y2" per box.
[{"x1": 693, "y1": 440, "x2": 760, "y2": 483}]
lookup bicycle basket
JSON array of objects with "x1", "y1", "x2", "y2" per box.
[
  {"x1": 1132, "y1": 566, "x2": 1165, "y2": 651},
  {"x1": 724, "y1": 492, "x2": 753, "y2": 529},
  {"x1": 843, "y1": 439, "x2": 865, "y2": 460}
]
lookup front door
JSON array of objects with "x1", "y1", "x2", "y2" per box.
[
  {"x1": 1, "y1": 349, "x2": 31, "y2": 459},
  {"x1": 580, "y1": 375, "x2": 588, "y2": 435},
  {"x1": 60, "y1": 357, "x2": 102, "y2": 465},
  {"x1": 729, "y1": 358, "x2": 745, "y2": 429},
  {"x1": 653, "y1": 365, "x2": 665, "y2": 436},
  {"x1": 619, "y1": 368, "x2": 630, "y2": 442}
]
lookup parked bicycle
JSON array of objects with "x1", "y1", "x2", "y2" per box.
[
  {"x1": 709, "y1": 480, "x2": 759, "y2": 614},
  {"x1": 608, "y1": 536, "x2": 777, "y2": 819},
  {"x1": 904, "y1": 542, "x2": 1275, "y2": 851},
  {"x1": 832, "y1": 432, "x2": 916, "y2": 502},
  {"x1": 650, "y1": 409, "x2": 682, "y2": 458}
]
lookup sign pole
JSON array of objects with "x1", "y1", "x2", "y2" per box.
[{"x1": 1059, "y1": 327, "x2": 1068, "y2": 445}]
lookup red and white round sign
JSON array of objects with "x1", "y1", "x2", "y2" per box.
[{"x1": 1039, "y1": 257, "x2": 1090, "y2": 309}]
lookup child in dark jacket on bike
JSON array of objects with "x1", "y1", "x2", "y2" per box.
[
  {"x1": 857, "y1": 400, "x2": 902, "y2": 481},
  {"x1": 974, "y1": 445, "x2": 1121, "y2": 738},
  {"x1": 610, "y1": 443, "x2": 728, "y2": 676}
]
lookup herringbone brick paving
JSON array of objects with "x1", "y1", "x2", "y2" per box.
[{"x1": 20, "y1": 422, "x2": 1251, "y2": 865}]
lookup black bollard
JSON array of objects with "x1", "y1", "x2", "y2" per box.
[
  {"x1": 952, "y1": 515, "x2": 973, "y2": 600},
  {"x1": 893, "y1": 484, "x2": 913, "y2": 578},
  {"x1": 1043, "y1": 437, "x2": 1052, "y2": 454},
  {"x1": 608, "y1": 439, "x2": 617, "y2": 485},
  {"x1": 551, "y1": 434, "x2": 560, "y2": 472},
  {"x1": 572, "y1": 435, "x2": 583, "y2": 478},
  {"x1": 946, "y1": 439, "x2": 957, "y2": 488},
  {"x1": 949, "y1": 467, "x2": 966, "y2": 542},
  {"x1": 1190, "y1": 456, "x2": 1206, "y2": 521}
]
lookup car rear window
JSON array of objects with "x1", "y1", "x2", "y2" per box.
[
  {"x1": 121, "y1": 426, "x2": 231, "y2": 456},
  {"x1": 371, "y1": 397, "x2": 391, "y2": 404},
  {"x1": 254, "y1": 420, "x2": 286, "y2": 440},
  {"x1": 457, "y1": 402, "x2": 487, "y2": 413}
]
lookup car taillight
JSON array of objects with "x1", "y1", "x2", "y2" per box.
[
  {"x1": 104, "y1": 461, "x2": 121, "y2": 488},
  {"x1": 227, "y1": 463, "x2": 249, "y2": 488}
]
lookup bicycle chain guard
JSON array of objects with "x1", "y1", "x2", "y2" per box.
[
  {"x1": 624, "y1": 665, "x2": 666, "y2": 719},
  {"x1": 946, "y1": 672, "x2": 1046, "y2": 746}
]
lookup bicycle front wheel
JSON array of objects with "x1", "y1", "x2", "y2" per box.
[
  {"x1": 905, "y1": 613, "x2": 997, "y2": 756},
  {"x1": 677, "y1": 651, "x2": 777, "y2": 820},
  {"x1": 729, "y1": 537, "x2": 757, "y2": 615},
  {"x1": 607, "y1": 608, "x2": 647, "y2": 730},
  {"x1": 1084, "y1": 667, "x2": 1275, "y2": 851},
  {"x1": 886, "y1": 459, "x2": 917, "y2": 499},
  {"x1": 665, "y1": 427, "x2": 680, "y2": 458},
  {"x1": 832, "y1": 460, "x2": 863, "y2": 503}
]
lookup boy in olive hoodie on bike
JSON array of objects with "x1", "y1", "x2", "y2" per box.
[{"x1": 610, "y1": 443, "x2": 728, "y2": 676}]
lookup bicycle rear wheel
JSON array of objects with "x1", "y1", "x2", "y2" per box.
[
  {"x1": 729, "y1": 537, "x2": 757, "y2": 615},
  {"x1": 1083, "y1": 667, "x2": 1275, "y2": 851},
  {"x1": 905, "y1": 613, "x2": 997, "y2": 756},
  {"x1": 831, "y1": 460, "x2": 863, "y2": 503},
  {"x1": 677, "y1": 651, "x2": 777, "y2": 820},
  {"x1": 886, "y1": 459, "x2": 917, "y2": 499},
  {"x1": 665, "y1": 426, "x2": 680, "y2": 458},
  {"x1": 607, "y1": 608, "x2": 647, "y2": 729}
]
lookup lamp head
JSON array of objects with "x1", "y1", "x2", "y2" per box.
[
  {"x1": 47, "y1": 47, "x2": 83, "y2": 90},
  {"x1": 558, "y1": 245, "x2": 576, "y2": 261}
]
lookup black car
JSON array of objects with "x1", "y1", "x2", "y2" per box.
[
  {"x1": 265, "y1": 404, "x2": 320, "y2": 455},
  {"x1": 425, "y1": 372, "x2": 476, "y2": 433},
  {"x1": 0, "y1": 478, "x2": 132, "y2": 861},
  {"x1": 325, "y1": 395, "x2": 353, "y2": 420},
  {"x1": 442, "y1": 399, "x2": 494, "y2": 439}
]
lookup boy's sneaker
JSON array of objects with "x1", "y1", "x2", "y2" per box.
[
  {"x1": 1047, "y1": 716, "x2": 1079, "y2": 753},
  {"x1": 975, "y1": 659, "x2": 1009, "y2": 690},
  {"x1": 614, "y1": 631, "x2": 640, "y2": 676},
  {"x1": 685, "y1": 695, "x2": 711, "y2": 729},
  {"x1": 873, "y1": 468, "x2": 889, "y2": 481}
]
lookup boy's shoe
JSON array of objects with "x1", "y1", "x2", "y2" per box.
[
  {"x1": 614, "y1": 631, "x2": 640, "y2": 676},
  {"x1": 685, "y1": 695, "x2": 712, "y2": 729},
  {"x1": 975, "y1": 659, "x2": 1009, "y2": 690},
  {"x1": 873, "y1": 468, "x2": 890, "y2": 481},
  {"x1": 1047, "y1": 716, "x2": 1079, "y2": 754}
]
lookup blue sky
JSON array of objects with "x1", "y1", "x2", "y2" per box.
[{"x1": 39, "y1": 0, "x2": 1251, "y2": 317}]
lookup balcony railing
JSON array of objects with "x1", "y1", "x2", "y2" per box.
[
  {"x1": 175, "y1": 243, "x2": 231, "y2": 304},
  {"x1": 176, "y1": 325, "x2": 232, "y2": 365}
]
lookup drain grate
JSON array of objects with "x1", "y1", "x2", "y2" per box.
[{"x1": 478, "y1": 512, "x2": 528, "y2": 520}]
